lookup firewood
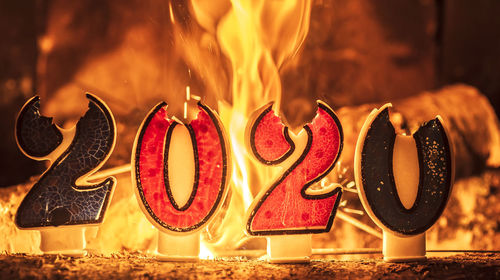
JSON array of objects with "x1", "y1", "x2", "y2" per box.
[{"x1": 336, "y1": 84, "x2": 500, "y2": 179}]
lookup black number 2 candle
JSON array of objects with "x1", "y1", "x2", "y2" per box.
[{"x1": 15, "y1": 93, "x2": 116, "y2": 255}]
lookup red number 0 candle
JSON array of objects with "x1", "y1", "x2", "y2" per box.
[
  {"x1": 132, "y1": 101, "x2": 230, "y2": 261},
  {"x1": 245, "y1": 101, "x2": 343, "y2": 263}
]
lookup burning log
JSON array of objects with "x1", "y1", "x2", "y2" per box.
[
  {"x1": 303, "y1": 84, "x2": 500, "y2": 252},
  {"x1": 336, "y1": 84, "x2": 500, "y2": 179}
]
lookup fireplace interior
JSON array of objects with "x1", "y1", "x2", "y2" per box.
[{"x1": 0, "y1": 0, "x2": 499, "y2": 279}]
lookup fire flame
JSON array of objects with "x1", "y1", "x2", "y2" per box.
[{"x1": 186, "y1": 0, "x2": 313, "y2": 254}]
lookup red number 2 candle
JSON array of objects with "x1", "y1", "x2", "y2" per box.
[
  {"x1": 132, "y1": 101, "x2": 230, "y2": 261},
  {"x1": 245, "y1": 101, "x2": 343, "y2": 263}
]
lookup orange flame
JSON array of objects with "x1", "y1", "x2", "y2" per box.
[{"x1": 186, "y1": 0, "x2": 313, "y2": 254}]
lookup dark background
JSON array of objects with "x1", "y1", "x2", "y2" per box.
[{"x1": 1, "y1": 0, "x2": 499, "y2": 187}]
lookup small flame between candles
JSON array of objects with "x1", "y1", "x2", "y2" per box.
[{"x1": 183, "y1": 86, "x2": 191, "y2": 120}]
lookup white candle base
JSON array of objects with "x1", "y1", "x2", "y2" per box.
[
  {"x1": 156, "y1": 230, "x2": 200, "y2": 261},
  {"x1": 383, "y1": 231, "x2": 426, "y2": 262},
  {"x1": 39, "y1": 227, "x2": 86, "y2": 257},
  {"x1": 85, "y1": 226, "x2": 99, "y2": 240},
  {"x1": 267, "y1": 234, "x2": 312, "y2": 263}
]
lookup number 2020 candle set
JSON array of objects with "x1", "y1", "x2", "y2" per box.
[{"x1": 14, "y1": 93, "x2": 454, "y2": 263}]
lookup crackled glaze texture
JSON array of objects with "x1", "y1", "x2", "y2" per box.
[
  {"x1": 247, "y1": 102, "x2": 343, "y2": 235},
  {"x1": 250, "y1": 104, "x2": 294, "y2": 164},
  {"x1": 15, "y1": 94, "x2": 116, "y2": 228},
  {"x1": 134, "y1": 102, "x2": 228, "y2": 233},
  {"x1": 360, "y1": 108, "x2": 452, "y2": 235},
  {"x1": 16, "y1": 96, "x2": 63, "y2": 158}
]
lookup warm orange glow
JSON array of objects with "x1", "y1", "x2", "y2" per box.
[
  {"x1": 0, "y1": 1, "x2": 495, "y2": 260},
  {"x1": 169, "y1": 2, "x2": 176, "y2": 24},
  {"x1": 188, "y1": 0, "x2": 313, "y2": 254},
  {"x1": 199, "y1": 242, "x2": 215, "y2": 260}
]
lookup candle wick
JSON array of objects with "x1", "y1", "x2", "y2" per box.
[
  {"x1": 183, "y1": 102, "x2": 187, "y2": 120},
  {"x1": 184, "y1": 86, "x2": 191, "y2": 120}
]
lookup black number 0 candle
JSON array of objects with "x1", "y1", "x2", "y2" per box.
[{"x1": 354, "y1": 103, "x2": 454, "y2": 262}]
